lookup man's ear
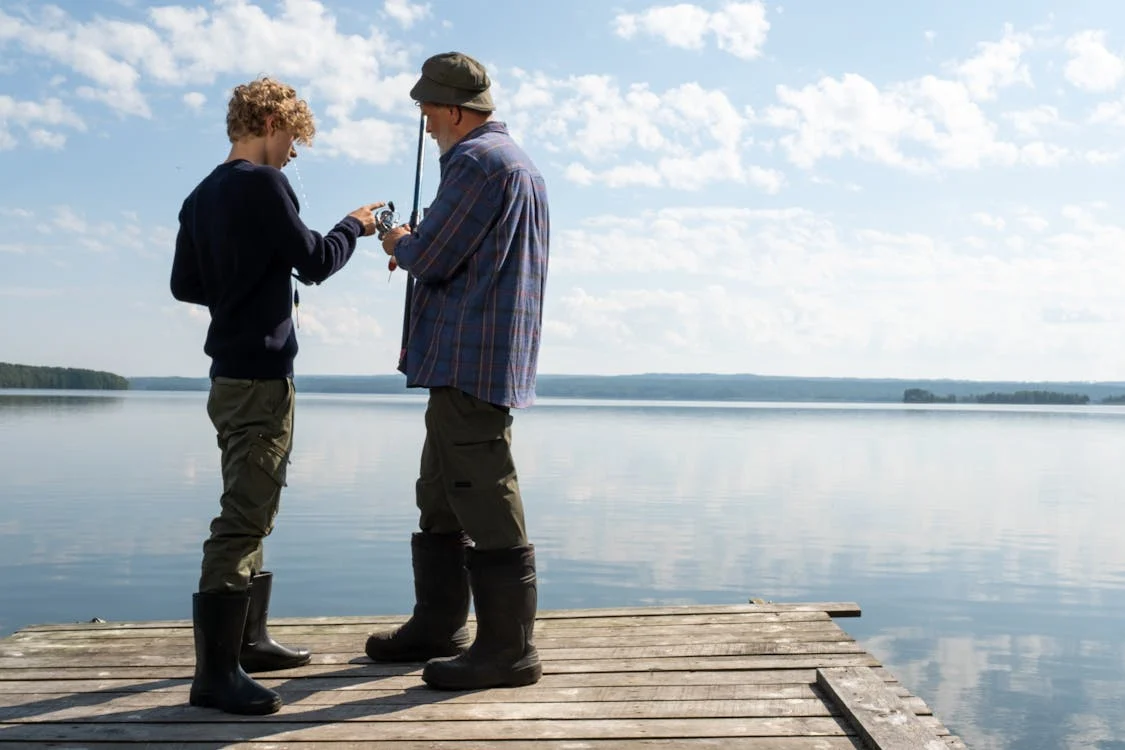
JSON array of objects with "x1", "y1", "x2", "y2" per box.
[{"x1": 263, "y1": 114, "x2": 276, "y2": 135}]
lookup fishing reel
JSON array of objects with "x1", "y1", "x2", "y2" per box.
[{"x1": 375, "y1": 201, "x2": 398, "y2": 240}]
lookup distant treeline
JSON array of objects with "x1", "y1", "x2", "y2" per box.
[
  {"x1": 904, "y1": 388, "x2": 1093, "y2": 405},
  {"x1": 129, "y1": 373, "x2": 1125, "y2": 404},
  {"x1": 0, "y1": 363, "x2": 129, "y2": 390}
]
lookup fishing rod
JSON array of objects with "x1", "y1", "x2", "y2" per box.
[{"x1": 398, "y1": 110, "x2": 426, "y2": 368}]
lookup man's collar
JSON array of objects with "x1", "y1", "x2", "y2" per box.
[{"x1": 439, "y1": 121, "x2": 507, "y2": 163}]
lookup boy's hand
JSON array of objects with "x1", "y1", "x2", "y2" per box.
[{"x1": 347, "y1": 202, "x2": 388, "y2": 236}]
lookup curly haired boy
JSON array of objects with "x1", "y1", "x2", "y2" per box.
[{"x1": 171, "y1": 76, "x2": 385, "y2": 716}]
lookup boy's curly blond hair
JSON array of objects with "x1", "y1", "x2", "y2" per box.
[{"x1": 226, "y1": 77, "x2": 316, "y2": 145}]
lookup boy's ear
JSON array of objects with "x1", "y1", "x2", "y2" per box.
[{"x1": 263, "y1": 114, "x2": 276, "y2": 135}]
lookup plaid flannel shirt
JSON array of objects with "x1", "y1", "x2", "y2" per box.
[{"x1": 393, "y1": 122, "x2": 550, "y2": 409}]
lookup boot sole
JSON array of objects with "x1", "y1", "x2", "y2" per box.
[
  {"x1": 189, "y1": 693, "x2": 282, "y2": 715},
  {"x1": 422, "y1": 663, "x2": 543, "y2": 691},
  {"x1": 241, "y1": 653, "x2": 312, "y2": 672}
]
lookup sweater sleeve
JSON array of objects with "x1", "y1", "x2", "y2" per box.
[
  {"x1": 253, "y1": 168, "x2": 364, "y2": 285},
  {"x1": 169, "y1": 210, "x2": 208, "y2": 305}
]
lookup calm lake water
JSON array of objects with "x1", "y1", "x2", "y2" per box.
[{"x1": 1, "y1": 389, "x2": 1123, "y2": 748}]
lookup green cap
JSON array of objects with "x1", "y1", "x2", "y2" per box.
[{"x1": 409, "y1": 51, "x2": 495, "y2": 112}]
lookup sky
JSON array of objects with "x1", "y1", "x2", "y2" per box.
[{"x1": 2, "y1": 0, "x2": 1125, "y2": 381}]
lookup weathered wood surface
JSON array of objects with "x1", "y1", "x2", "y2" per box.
[
  {"x1": 0, "y1": 742, "x2": 970, "y2": 750},
  {"x1": 12, "y1": 603, "x2": 863, "y2": 633},
  {"x1": 0, "y1": 602, "x2": 964, "y2": 749},
  {"x1": 818, "y1": 667, "x2": 952, "y2": 750}
]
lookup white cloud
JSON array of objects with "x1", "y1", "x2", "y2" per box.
[
  {"x1": 1084, "y1": 148, "x2": 1124, "y2": 164},
  {"x1": 613, "y1": 1, "x2": 769, "y2": 60},
  {"x1": 951, "y1": 24, "x2": 1033, "y2": 101},
  {"x1": 1064, "y1": 30, "x2": 1125, "y2": 92},
  {"x1": 971, "y1": 212, "x2": 1006, "y2": 231},
  {"x1": 564, "y1": 162, "x2": 661, "y2": 188},
  {"x1": 1005, "y1": 105, "x2": 1060, "y2": 137},
  {"x1": 503, "y1": 72, "x2": 775, "y2": 191},
  {"x1": 27, "y1": 129, "x2": 66, "y2": 149},
  {"x1": 710, "y1": 2, "x2": 771, "y2": 60},
  {"x1": 382, "y1": 0, "x2": 431, "y2": 29},
  {"x1": 0, "y1": 95, "x2": 85, "y2": 151},
  {"x1": 543, "y1": 203, "x2": 1125, "y2": 377},
  {"x1": 318, "y1": 117, "x2": 406, "y2": 164},
  {"x1": 1018, "y1": 140, "x2": 1067, "y2": 166},
  {"x1": 52, "y1": 206, "x2": 87, "y2": 235},
  {"x1": 763, "y1": 71, "x2": 1064, "y2": 172},
  {"x1": 1089, "y1": 100, "x2": 1125, "y2": 126},
  {"x1": 0, "y1": 7, "x2": 156, "y2": 117},
  {"x1": 756, "y1": 26, "x2": 1079, "y2": 172},
  {"x1": 0, "y1": 1, "x2": 410, "y2": 153},
  {"x1": 297, "y1": 304, "x2": 384, "y2": 346},
  {"x1": 182, "y1": 91, "x2": 206, "y2": 110},
  {"x1": 563, "y1": 151, "x2": 782, "y2": 193},
  {"x1": 1017, "y1": 211, "x2": 1048, "y2": 231},
  {"x1": 24, "y1": 205, "x2": 170, "y2": 256},
  {"x1": 615, "y1": 4, "x2": 713, "y2": 50}
]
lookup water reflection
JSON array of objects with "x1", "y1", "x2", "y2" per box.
[
  {"x1": 865, "y1": 627, "x2": 1125, "y2": 749},
  {"x1": 0, "y1": 392, "x2": 1122, "y2": 749},
  {"x1": 0, "y1": 390, "x2": 126, "y2": 414}
]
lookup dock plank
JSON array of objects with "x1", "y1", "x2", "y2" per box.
[
  {"x1": 4, "y1": 620, "x2": 852, "y2": 647},
  {"x1": 0, "y1": 716, "x2": 862, "y2": 742},
  {"x1": 0, "y1": 641, "x2": 865, "y2": 666},
  {"x1": 818, "y1": 667, "x2": 950, "y2": 750},
  {"x1": 0, "y1": 685, "x2": 926, "y2": 709},
  {"x1": 0, "y1": 631, "x2": 860, "y2": 659},
  {"x1": 1, "y1": 697, "x2": 857, "y2": 723},
  {"x1": 0, "y1": 741, "x2": 869, "y2": 750},
  {"x1": 12, "y1": 603, "x2": 861, "y2": 634},
  {"x1": 0, "y1": 669, "x2": 901, "y2": 693},
  {"x1": 0, "y1": 653, "x2": 885, "y2": 678},
  {"x1": 0, "y1": 602, "x2": 963, "y2": 749}
]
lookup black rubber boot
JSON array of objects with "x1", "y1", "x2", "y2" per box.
[
  {"x1": 240, "y1": 571, "x2": 312, "y2": 672},
  {"x1": 421, "y1": 544, "x2": 542, "y2": 690},
  {"x1": 189, "y1": 592, "x2": 282, "y2": 715},
  {"x1": 365, "y1": 531, "x2": 473, "y2": 662}
]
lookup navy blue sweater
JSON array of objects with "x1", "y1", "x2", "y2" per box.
[{"x1": 170, "y1": 160, "x2": 363, "y2": 379}]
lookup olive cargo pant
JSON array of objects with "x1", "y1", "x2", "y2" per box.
[
  {"x1": 199, "y1": 377, "x2": 294, "y2": 594},
  {"x1": 416, "y1": 387, "x2": 528, "y2": 550}
]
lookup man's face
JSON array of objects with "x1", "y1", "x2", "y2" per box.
[{"x1": 419, "y1": 103, "x2": 460, "y2": 155}]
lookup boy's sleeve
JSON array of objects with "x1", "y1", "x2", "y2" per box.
[
  {"x1": 170, "y1": 207, "x2": 208, "y2": 305},
  {"x1": 253, "y1": 168, "x2": 364, "y2": 284}
]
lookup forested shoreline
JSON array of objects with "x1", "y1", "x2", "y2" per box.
[
  {"x1": 8, "y1": 363, "x2": 1125, "y2": 403},
  {"x1": 131, "y1": 373, "x2": 1125, "y2": 404},
  {"x1": 0, "y1": 363, "x2": 129, "y2": 390}
]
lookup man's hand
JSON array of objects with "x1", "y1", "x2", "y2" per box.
[
  {"x1": 347, "y1": 202, "x2": 388, "y2": 237},
  {"x1": 381, "y1": 224, "x2": 411, "y2": 256}
]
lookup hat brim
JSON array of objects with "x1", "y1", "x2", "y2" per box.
[{"x1": 410, "y1": 75, "x2": 494, "y2": 112}]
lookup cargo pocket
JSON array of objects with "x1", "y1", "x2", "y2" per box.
[
  {"x1": 447, "y1": 425, "x2": 515, "y2": 494},
  {"x1": 249, "y1": 436, "x2": 289, "y2": 488}
]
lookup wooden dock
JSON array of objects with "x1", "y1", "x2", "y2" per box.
[{"x1": 0, "y1": 601, "x2": 966, "y2": 748}]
